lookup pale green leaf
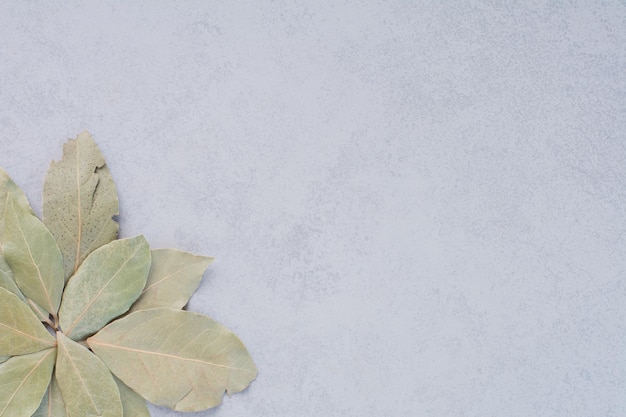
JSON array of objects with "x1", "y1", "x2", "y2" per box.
[
  {"x1": 0, "y1": 348, "x2": 56, "y2": 417},
  {"x1": 88, "y1": 308, "x2": 257, "y2": 412},
  {"x1": 0, "y1": 254, "x2": 53, "y2": 324},
  {"x1": 43, "y1": 131, "x2": 119, "y2": 280},
  {"x1": 0, "y1": 171, "x2": 51, "y2": 321},
  {"x1": 114, "y1": 376, "x2": 150, "y2": 417},
  {"x1": 130, "y1": 249, "x2": 213, "y2": 313},
  {"x1": 0, "y1": 253, "x2": 22, "y2": 299},
  {"x1": 0, "y1": 168, "x2": 33, "y2": 242},
  {"x1": 0, "y1": 287, "x2": 56, "y2": 356},
  {"x1": 59, "y1": 236, "x2": 151, "y2": 340},
  {"x1": 0, "y1": 173, "x2": 49, "y2": 323},
  {"x1": 55, "y1": 332, "x2": 122, "y2": 417},
  {"x1": 0, "y1": 356, "x2": 9, "y2": 364},
  {"x1": 2, "y1": 194, "x2": 64, "y2": 316},
  {"x1": 32, "y1": 376, "x2": 67, "y2": 417},
  {"x1": 28, "y1": 300, "x2": 54, "y2": 325}
]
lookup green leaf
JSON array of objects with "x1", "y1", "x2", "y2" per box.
[
  {"x1": 0, "y1": 356, "x2": 9, "y2": 364},
  {"x1": 0, "y1": 254, "x2": 53, "y2": 324},
  {"x1": 88, "y1": 308, "x2": 257, "y2": 412},
  {"x1": 2, "y1": 193, "x2": 64, "y2": 316},
  {"x1": 0, "y1": 287, "x2": 56, "y2": 356},
  {"x1": 0, "y1": 168, "x2": 34, "y2": 241},
  {"x1": 43, "y1": 131, "x2": 119, "y2": 280},
  {"x1": 59, "y1": 236, "x2": 151, "y2": 340},
  {"x1": 55, "y1": 332, "x2": 122, "y2": 417},
  {"x1": 32, "y1": 376, "x2": 67, "y2": 417},
  {"x1": 0, "y1": 170, "x2": 52, "y2": 322},
  {"x1": 114, "y1": 376, "x2": 150, "y2": 417},
  {"x1": 0, "y1": 348, "x2": 56, "y2": 417},
  {"x1": 0, "y1": 253, "x2": 22, "y2": 299},
  {"x1": 130, "y1": 249, "x2": 213, "y2": 313}
]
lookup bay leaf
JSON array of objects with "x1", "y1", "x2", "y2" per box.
[
  {"x1": 0, "y1": 356, "x2": 9, "y2": 364},
  {"x1": 0, "y1": 171, "x2": 52, "y2": 322},
  {"x1": 0, "y1": 167, "x2": 33, "y2": 242},
  {"x1": 0, "y1": 287, "x2": 56, "y2": 356},
  {"x1": 32, "y1": 376, "x2": 67, "y2": 417},
  {"x1": 0, "y1": 348, "x2": 56, "y2": 417},
  {"x1": 130, "y1": 249, "x2": 213, "y2": 313},
  {"x1": 59, "y1": 236, "x2": 150, "y2": 340},
  {"x1": 0, "y1": 254, "x2": 50, "y2": 324},
  {"x1": 88, "y1": 308, "x2": 257, "y2": 412},
  {"x1": 0, "y1": 253, "x2": 22, "y2": 299},
  {"x1": 43, "y1": 131, "x2": 119, "y2": 280},
  {"x1": 29, "y1": 300, "x2": 55, "y2": 325},
  {"x1": 114, "y1": 376, "x2": 150, "y2": 417},
  {"x1": 2, "y1": 193, "x2": 64, "y2": 316},
  {"x1": 55, "y1": 332, "x2": 122, "y2": 417}
]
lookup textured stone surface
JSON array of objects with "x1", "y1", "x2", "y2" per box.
[{"x1": 1, "y1": 2, "x2": 625, "y2": 416}]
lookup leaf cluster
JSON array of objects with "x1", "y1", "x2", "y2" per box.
[{"x1": 0, "y1": 132, "x2": 257, "y2": 416}]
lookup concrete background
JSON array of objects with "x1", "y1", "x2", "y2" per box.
[{"x1": 1, "y1": 2, "x2": 625, "y2": 416}]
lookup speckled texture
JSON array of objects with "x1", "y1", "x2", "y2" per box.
[{"x1": 1, "y1": 2, "x2": 625, "y2": 416}]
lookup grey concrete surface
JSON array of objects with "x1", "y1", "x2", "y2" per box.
[{"x1": 1, "y1": 2, "x2": 625, "y2": 416}]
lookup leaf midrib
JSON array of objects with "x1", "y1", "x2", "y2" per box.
[
  {"x1": 58, "y1": 336, "x2": 99, "y2": 413},
  {"x1": 89, "y1": 340, "x2": 255, "y2": 374},
  {"x1": 0, "y1": 321, "x2": 55, "y2": 346},
  {"x1": 73, "y1": 141, "x2": 82, "y2": 275},
  {"x1": 141, "y1": 263, "x2": 199, "y2": 294}
]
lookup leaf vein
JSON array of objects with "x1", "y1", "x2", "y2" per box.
[
  {"x1": 0, "y1": 349, "x2": 53, "y2": 415},
  {"x1": 91, "y1": 341, "x2": 255, "y2": 374},
  {"x1": 65, "y1": 245, "x2": 142, "y2": 337}
]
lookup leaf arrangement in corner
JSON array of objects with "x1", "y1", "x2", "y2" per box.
[{"x1": 0, "y1": 132, "x2": 257, "y2": 417}]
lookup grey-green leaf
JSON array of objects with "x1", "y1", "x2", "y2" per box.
[
  {"x1": 0, "y1": 171, "x2": 54, "y2": 321},
  {"x1": 0, "y1": 253, "x2": 22, "y2": 299},
  {"x1": 130, "y1": 249, "x2": 213, "y2": 313},
  {"x1": 114, "y1": 377, "x2": 150, "y2": 417},
  {"x1": 2, "y1": 193, "x2": 64, "y2": 316},
  {"x1": 43, "y1": 131, "x2": 119, "y2": 280},
  {"x1": 88, "y1": 308, "x2": 257, "y2": 412},
  {"x1": 32, "y1": 376, "x2": 67, "y2": 417},
  {"x1": 0, "y1": 356, "x2": 9, "y2": 364},
  {"x1": 0, "y1": 168, "x2": 33, "y2": 242},
  {"x1": 0, "y1": 348, "x2": 56, "y2": 417},
  {"x1": 55, "y1": 332, "x2": 122, "y2": 417},
  {"x1": 0, "y1": 287, "x2": 56, "y2": 356},
  {"x1": 0, "y1": 254, "x2": 53, "y2": 324},
  {"x1": 59, "y1": 236, "x2": 151, "y2": 340}
]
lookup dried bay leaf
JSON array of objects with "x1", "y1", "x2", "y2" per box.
[
  {"x1": 0, "y1": 348, "x2": 56, "y2": 417},
  {"x1": 32, "y1": 376, "x2": 67, "y2": 417},
  {"x1": 0, "y1": 356, "x2": 8, "y2": 364},
  {"x1": 43, "y1": 131, "x2": 119, "y2": 280},
  {"x1": 55, "y1": 332, "x2": 122, "y2": 417},
  {"x1": 114, "y1": 376, "x2": 150, "y2": 417},
  {"x1": 0, "y1": 168, "x2": 33, "y2": 241},
  {"x1": 0, "y1": 171, "x2": 53, "y2": 322},
  {"x1": 130, "y1": 249, "x2": 213, "y2": 313},
  {"x1": 0, "y1": 254, "x2": 49, "y2": 323},
  {"x1": 88, "y1": 308, "x2": 257, "y2": 412},
  {"x1": 0, "y1": 253, "x2": 22, "y2": 299},
  {"x1": 2, "y1": 194, "x2": 64, "y2": 316},
  {"x1": 0, "y1": 287, "x2": 56, "y2": 356},
  {"x1": 59, "y1": 236, "x2": 151, "y2": 340}
]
